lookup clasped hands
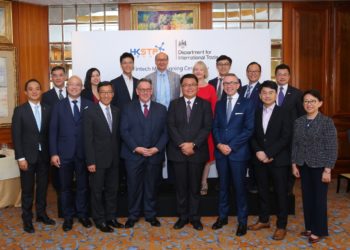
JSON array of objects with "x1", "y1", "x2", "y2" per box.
[
  {"x1": 179, "y1": 142, "x2": 195, "y2": 156},
  {"x1": 134, "y1": 147, "x2": 159, "y2": 157},
  {"x1": 256, "y1": 151, "x2": 273, "y2": 163}
]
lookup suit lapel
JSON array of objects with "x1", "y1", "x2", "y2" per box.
[
  {"x1": 25, "y1": 102, "x2": 39, "y2": 133},
  {"x1": 227, "y1": 98, "x2": 241, "y2": 124},
  {"x1": 265, "y1": 106, "x2": 277, "y2": 135},
  {"x1": 189, "y1": 97, "x2": 199, "y2": 124},
  {"x1": 64, "y1": 98, "x2": 75, "y2": 122},
  {"x1": 134, "y1": 101, "x2": 145, "y2": 126},
  {"x1": 120, "y1": 75, "x2": 132, "y2": 102},
  {"x1": 41, "y1": 104, "x2": 49, "y2": 132},
  {"x1": 111, "y1": 107, "x2": 118, "y2": 135},
  {"x1": 97, "y1": 104, "x2": 112, "y2": 134}
]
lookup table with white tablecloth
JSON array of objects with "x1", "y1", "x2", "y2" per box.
[{"x1": 0, "y1": 149, "x2": 21, "y2": 208}]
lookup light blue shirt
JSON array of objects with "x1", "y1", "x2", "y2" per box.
[{"x1": 156, "y1": 70, "x2": 171, "y2": 108}]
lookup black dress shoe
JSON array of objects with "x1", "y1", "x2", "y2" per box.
[
  {"x1": 23, "y1": 221, "x2": 35, "y2": 233},
  {"x1": 96, "y1": 222, "x2": 114, "y2": 233},
  {"x1": 212, "y1": 217, "x2": 228, "y2": 230},
  {"x1": 191, "y1": 220, "x2": 203, "y2": 231},
  {"x1": 145, "y1": 217, "x2": 161, "y2": 227},
  {"x1": 107, "y1": 219, "x2": 124, "y2": 228},
  {"x1": 62, "y1": 219, "x2": 73, "y2": 232},
  {"x1": 173, "y1": 218, "x2": 189, "y2": 230},
  {"x1": 37, "y1": 215, "x2": 56, "y2": 225},
  {"x1": 78, "y1": 218, "x2": 92, "y2": 228},
  {"x1": 236, "y1": 223, "x2": 247, "y2": 236},
  {"x1": 125, "y1": 219, "x2": 137, "y2": 228}
]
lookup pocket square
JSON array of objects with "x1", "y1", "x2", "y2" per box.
[
  {"x1": 235, "y1": 112, "x2": 244, "y2": 115},
  {"x1": 84, "y1": 106, "x2": 89, "y2": 110}
]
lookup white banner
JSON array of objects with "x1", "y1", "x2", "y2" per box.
[{"x1": 72, "y1": 29, "x2": 271, "y2": 85}]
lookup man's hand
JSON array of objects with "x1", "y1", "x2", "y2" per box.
[
  {"x1": 18, "y1": 159, "x2": 28, "y2": 171},
  {"x1": 217, "y1": 143, "x2": 231, "y2": 156},
  {"x1": 143, "y1": 147, "x2": 159, "y2": 157},
  {"x1": 87, "y1": 164, "x2": 96, "y2": 173},
  {"x1": 51, "y1": 155, "x2": 61, "y2": 168},
  {"x1": 256, "y1": 151, "x2": 268, "y2": 162},
  {"x1": 179, "y1": 142, "x2": 195, "y2": 156}
]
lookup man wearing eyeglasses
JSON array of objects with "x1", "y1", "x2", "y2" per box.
[
  {"x1": 209, "y1": 55, "x2": 232, "y2": 100},
  {"x1": 275, "y1": 63, "x2": 305, "y2": 195},
  {"x1": 120, "y1": 78, "x2": 168, "y2": 229},
  {"x1": 212, "y1": 73, "x2": 255, "y2": 236},
  {"x1": 167, "y1": 74, "x2": 212, "y2": 231},
  {"x1": 84, "y1": 81, "x2": 124, "y2": 233}
]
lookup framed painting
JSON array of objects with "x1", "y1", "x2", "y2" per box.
[
  {"x1": 131, "y1": 3, "x2": 200, "y2": 30},
  {"x1": 0, "y1": 1, "x2": 13, "y2": 44},
  {"x1": 0, "y1": 46, "x2": 17, "y2": 127}
]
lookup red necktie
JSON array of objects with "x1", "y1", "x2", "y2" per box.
[{"x1": 143, "y1": 104, "x2": 149, "y2": 117}]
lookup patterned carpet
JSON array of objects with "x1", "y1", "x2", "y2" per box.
[{"x1": 0, "y1": 179, "x2": 349, "y2": 249}]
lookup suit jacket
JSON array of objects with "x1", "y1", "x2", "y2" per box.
[
  {"x1": 167, "y1": 97, "x2": 212, "y2": 163},
  {"x1": 120, "y1": 100, "x2": 168, "y2": 164},
  {"x1": 110, "y1": 75, "x2": 138, "y2": 110},
  {"x1": 145, "y1": 70, "x2": 181, "y2": 102},
  {"x1": 251, "y1": 105, "x2": 292, "y2": 167},
  {"x1": 291, "y1": 113, "x2": 338, "y2": 169},
  {"x1": 279, "y1": 85, "x2": 305, "y2": 121},
  {"x1": 239, "y1": 82, "x2": 262, "y2": 108},
  {"x1": 213, "y1": 95, "x2": 255, "y2": 161},
  {"x1": 42, "y1": 88, "x2": 61, "y2": 107},
  {"x1": 84, "y1": 103, "x2": 120, "y2": 169},
  {"x1": 12, "y1": 102, "x2": 51, "y2": 164},
  {"x1": 209, "y1": 77, "x2": 227, "y2": 100},
  {"x1": 49, "y1": 97, "x2": 93, "y2": 163}
]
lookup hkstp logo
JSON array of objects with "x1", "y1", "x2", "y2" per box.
[{"x1": 130, "y1": 42, "x2": 165, "y2": 57}]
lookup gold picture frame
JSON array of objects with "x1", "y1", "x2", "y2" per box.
[
  {"x1": 0, "y1": 46, "x2": 17, "y2": 127},
  {"x1": 131, "y1": 3, "x2": 200, "y2": 30},
  {"x1": 0, "y1": 1, "x2": 13, "y2": 44}
]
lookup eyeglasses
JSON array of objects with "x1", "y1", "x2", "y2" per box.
[
  {"x1": 217, "y1": 63, "x2": 231, "y2": 67},
  {"x1": 182, "y1": 84, "x2": 198, "y2": 88},
  {"x1": 99, "y1": 91, "x2": 113, "y2": 95},
  {"x1": 247, "y1": 70, "x2": 261, "y2": 74},
  {"x1": 303, "y1": 100, "x2": 317, "y2": 105},
  {"x1": 137, "y1": 88, "x2": 152, "y2": 93},
  {"x1": 223, "y1": 81, "x2": 239, "y2": 85}
]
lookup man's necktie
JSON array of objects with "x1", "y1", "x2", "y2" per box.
[
  {"x1": 106, "y1": 106, "x2": 112, "y2": 132},
  {"x1": 217, "y1": 78, "x2": 223, "y2": 100},
  {"x1": 59, "y1": 89, "x2": 64, "y2": 100},
  {"x1": 186, "y1": 100, "x2": 191, "y2": 123},
  {"x1": 278, "y1": 86, "x2": 285, "y2": 106},
  {"x1": 245, "y1": 85, "x2": 252, "y2": 98},
  {"x1": 72, "y1": 100, "x2": 80, "y2": 122},
  {"x1": 34, "y1": 105, "x2": 41, "y2": 131},
  {"x1": 227, "y1": 97, "x2": 232, "y2": 123},
  {"x1": 143, "y1": 104, "x2": 149, "y2": 118}
]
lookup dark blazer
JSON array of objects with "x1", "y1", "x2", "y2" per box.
[
  {"x1": 279, "y1": 85, "x2": 305, "y2": 121},
  {"x1": 239, "y1": 82, "x2": 262, "y2": 108},
  {"x1": 292, "y1": 113, "x2": 338, "y2": 169},
  {"x1": 84, "y1": 103, "x2": 120, "y2": 169},
  {"x1": 120, "y1": 100, "x2": 168, "y2": 164},
  {"x1": 209, "y1": 77, "x2": 227, "y2": 100},
  {"x1": 110, "y1": 75, "x2": 138, "y2": 110},
  {"x1": 251, "y1": 105, "x2": 292, "y2": 167},
  {"x1": 81, "y1": 88, "x2": 95, "y2": 102},
  {"x1": 213, "y1": 95, "x2": 255, "y2": 161},
  {"x1": 12, "y1": 102, "x2": 51, "y2": 164},
  {"x1": 49, "y1": 97, "x2": 93, "y2": 162},
  {"x1": 42, "y1": 88, "x2": 60, "y2": 107},
  {"x1": 167, "y1": 97, "x2": 212, "y2": 163}
]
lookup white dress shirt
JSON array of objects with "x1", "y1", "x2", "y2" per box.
[
  {"x1": 262, "y1": 103, "x2": 276, "y2": 134},
  {"x1": 122, "y1": 73, "x2": 134, "y2": 99}
]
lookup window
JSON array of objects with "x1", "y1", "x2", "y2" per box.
[
  {"x1": 212, "y1": 2, "x2": 282, "y2": 79},
  {"x1": 48, "y1": 4, "x2": 119, "y2": 80}
]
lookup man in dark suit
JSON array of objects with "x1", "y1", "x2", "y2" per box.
[
  {"x1": 167, "y1": 74, "x2": 212, "y2": 231},
  {"x1": 41, "y1": 65, "x2": 67, "y2": 218},
  {"x1": 209, "y1": 55, "x2": 232, "y2": 100},
  {"x1": 248, "y1": 81, "x2": 292, "y2": 241},
  {"x1": 239, "y1": 62, "x2": 263, "y2": 194},
  {"x1": 84, "y1": 81, "x2": 124, "y2": 233},
  {"x1": 12, "y1": 79, "x2": 55, "y2": 233},
  {"x1": 212, "y1": 73, "x2": 255, "y2": 236},
  {"x1": 110, "y1": 52, "x2": 139, "y2": 194},
  {"x1": 120, "y1": 78, "x2": 168, "y2": 228},
  {"x1": 275, "y1": 63, "x2": 305, "y2": 194},
  {"x1": 49, "y1": 75, "x2": 93, "y2": 231}
]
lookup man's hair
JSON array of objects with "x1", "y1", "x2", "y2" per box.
[
  {"x1": 120, "y1": 52, "x2": 134, "y2": 63},
  {"x1": 137, "y1": 78, "x2": 152, "y2": 88},
  {"x1": 302, "y1": 89, "x2": 323, "y2": 102},
  {"x1": 25, "y1": 79, "x2": 41, "y2": 91},
  {"x1": 180, "y1": 74, "x2": 198, "y2": 84},
  {"x1": 97, "y1": 81, "x2": 114, "y2": 92},
  {"x1": 275, "y1": 63, "x2": 290, "y2": 75},
  {"x1": 51, "y1": 66, "x2": 66, "y2": 74},
  {"x1": 246, "y1": 61, "x2": 262, "y2": 72},
  {"x1": 259, "y1": 80, "x2": 278, "y2": 93},
  {"x1": 216, "y1": 55, "x2": 232, "y2": 65}
]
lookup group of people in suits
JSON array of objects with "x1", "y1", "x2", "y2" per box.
[{"x1": 11, "y1": 52, "x2": 337, "y2": 244}]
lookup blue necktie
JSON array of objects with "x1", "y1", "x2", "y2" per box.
[
  {"x1": 186, "y1": 100, "x2": 191, "y2": 123},
  {"x1": 34, "y1": 105, "x2": 41, "y2": 131},
  {"x1": 106, "y1": 106, "x2": 112, "y2": 132},
  {"x1": 245, "y1": 85, "x2": 252, "y2": 98},
  {"x1": 72, "y1": 100, "x2": 80, "y2": 122},
  {"x1": 278, "y1": 86, "x2": 285, "y2": 106},
  {"x1": 227, "y1": 97, "x2": 232, "y2": 123}
]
